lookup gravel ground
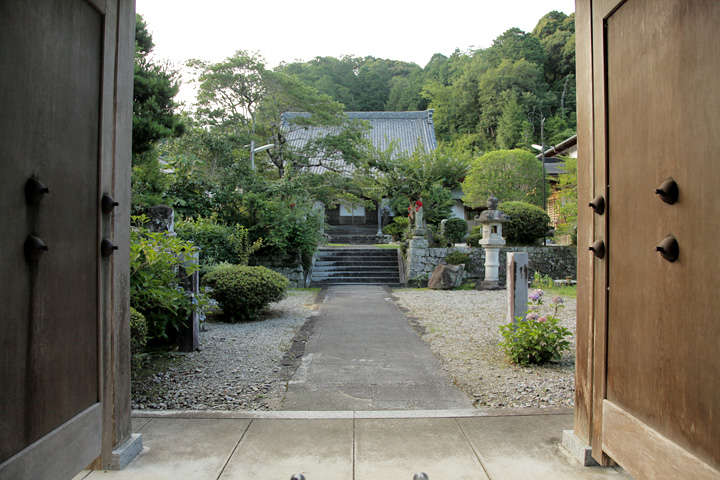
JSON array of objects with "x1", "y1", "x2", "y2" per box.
[
  {"x1": 393, "y1": 289, "x2": 576, "y2": 409},
  {"x1": 131, "y1": 291, "x2": 317, "y2": 411},
  {"x1": 132, "y1": 288, "x2": 575, "y2": 411}
]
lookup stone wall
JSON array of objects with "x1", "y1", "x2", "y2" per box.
[
  {"x1": 406, "y1": 245, "x2": 577, "y2": 285},
  {"x1": 249, "y1": 252, "x2": 306, "y2": 288}
]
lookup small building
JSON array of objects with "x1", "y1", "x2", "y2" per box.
[
  {"x1": 282, "y1": 110, "x2": 437, "y2": 234},
  {"x1": 537, "y1": 134, "x2": 577, "y2": 230}
]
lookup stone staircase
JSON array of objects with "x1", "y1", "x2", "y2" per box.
[
  {"x1": 310, "y1": 248, "x2": 402, "y2": 286},
  {"x1": 327, "y1": 224, "x2": 381, "y2": 245}
]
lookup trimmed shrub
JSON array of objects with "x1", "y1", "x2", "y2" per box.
[
  {"x1": 466, "y1": 225, "x2": 483, "y2": 247},
  {"x1": 202, "y1": 265, "x2": 288, "y2": 322},
  {"x1": 499, "y1": 201, "x2": 552, "y2": 245},
  {"x1": 444, "y1": 217, "x2": 468, "y2": 244},
  {"x1": 130, "y1": 307, "x2": 148, "y2": 355}
]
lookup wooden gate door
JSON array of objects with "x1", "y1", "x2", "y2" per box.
[
  {"x1": 590, "y1": 0, "x2": 720, "y2": 477},
  {"x1": 0, "y1": 1, "x2": 107, "y2": 478}
]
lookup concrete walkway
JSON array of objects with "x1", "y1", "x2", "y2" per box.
[
  {"x1": 73, "y1": 285, "x2": 630, "y2": 479},
  {"x1": 284, "y1": 285, "x2": 471, "y2": 410}
]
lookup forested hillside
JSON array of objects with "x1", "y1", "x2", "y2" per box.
[{"x1": 278, "y1": 11, "x2": 575, "y2": 154}]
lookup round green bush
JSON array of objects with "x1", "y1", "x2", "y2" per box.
[
  {"x1": 466, "y1": 225, "x2": 483, "y2": 247},
  {"x1": 130, "y1": 307, "x2": 148, "y2": 355},
  {"x1": 202, "y1": 265, "x2": 288, "y2": 322},
  {"x1": 499, "y1": 201, "x2": 552, "y2": 245},
  {"x1": 443, "y1": 217, "x2": 468, "y2": 244}
]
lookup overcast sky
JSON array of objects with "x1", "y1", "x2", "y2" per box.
[{"x1": 136, "y1": 0, "x2": 575, "y2": 104}]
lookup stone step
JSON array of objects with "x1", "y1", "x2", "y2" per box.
[
  {"x1": 314, "y1": 266, "x2": 398, "y2": 273},
  {"x1": 311, "y1": 247, "x2": 402, "y2": 286},
  {"x1": 317, "y1": 248, "x2": 398, "y2": 254},
  {"x1": 313, "y1": 270, "x2": 401, "y2": 278},
  {"x1": 315, "y1": 260, "x2": 398, "y2": 266},
  {"x1": 312, "y1": 277, "x2": 401, "y2": 285}
]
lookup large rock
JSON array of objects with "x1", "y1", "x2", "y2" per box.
[{"x1": 428, "y1": 263, "x2": 465, "y2": 290}]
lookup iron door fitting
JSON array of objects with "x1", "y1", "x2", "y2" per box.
[{"x1": 655, "y1": 178, "x2": 679, "y2": 205}]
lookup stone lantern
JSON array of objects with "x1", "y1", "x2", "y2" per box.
[{"x1": 476, "y1": 196, "x2": 508, "y2": 290}]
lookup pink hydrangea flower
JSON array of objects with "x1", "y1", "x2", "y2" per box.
[
  {"x1": 526, "y1": 312, "x2": 539, "y2": 321},
  {"x1": 552, "y1": 296, "x2": 563, "y2": 305},
  {"x1": 538, "y1": 316, "x2": 548, "y2": 323},
  {"x1": 529, "y1": 290, "x2": 543, "y2": 301}
]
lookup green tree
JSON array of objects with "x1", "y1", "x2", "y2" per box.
[
  {"x1": 132, "y1": 14, "x2": 184, "y2": 157},
  {"x1": 462, "y1": 149, "x2": 547, "y2": 208},
  {"x1": 373, "y1": 148, "x2": 468, "y2": 226},
  {"x1": 188, "y1": 50, "x2": 267, "y2": 142},
  {"x1": 496, "y1": 92, "x2": 528, "y2": 149}
]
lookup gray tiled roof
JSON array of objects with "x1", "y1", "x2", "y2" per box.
[{"x1": 281, "y1": 110, "x2": 437, "y2": 174}]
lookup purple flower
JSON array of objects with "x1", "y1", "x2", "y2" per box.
[
  {"x1": 534, "y1": 289, "x2": 544, "y2": 297},
  {"x1": 526, "y1": 312, "x2": 539, "y2": 321},
  {"x1": 529, "y1": 291, "x2": 541, "y2": 301},
  {"x1": 552, "y1": 296, "x2": 563, "y2": 305}
]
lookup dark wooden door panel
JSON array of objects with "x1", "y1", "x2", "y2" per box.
[
  {"x1": 604, "y1": 0, "x2": 720, "y2": 471},
  {"x1": 0, "y1": 0, "x2": 102, "y2": 464}
]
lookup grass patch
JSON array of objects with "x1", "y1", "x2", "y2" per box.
[
  {"x1": 325, "y1": 243, "x2": 350, "y2": 247},
  {"x1": 289, "y1": 287, "x2": 321, "y2": 293},
  {"x1": 542, "y1": 284, "x2": 577, "y2": 299},
  {"x1": 373, "y1": 244, "x2": 401, "y2": 249}
]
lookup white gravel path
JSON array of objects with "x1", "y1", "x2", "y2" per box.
[
  {"x1": 132, "y1": 288, "x2": 576, "y2": 411},
  {"x1": 131, "y1": 291, "x2": 317, "y2": 411},
  {"x1": 393, "y1": 289, "x2": 576, "y2": 409}
]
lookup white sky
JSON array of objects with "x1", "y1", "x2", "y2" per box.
[{"x1": 136, "y1": 0, "x2": 575, "y2": 104}]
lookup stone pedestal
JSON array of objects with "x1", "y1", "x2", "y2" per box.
[{"x1": 407, "y1": 236, "x2": 429, "y2": 281}]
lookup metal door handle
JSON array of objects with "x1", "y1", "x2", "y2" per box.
[{"x1": 656, "y1": 235, "x2": 679, "y2": 262}]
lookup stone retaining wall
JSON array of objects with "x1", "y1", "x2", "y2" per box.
[
  {"x1": 407, "y1": 244, "x2": 577, "y2": 285},
  {"x1": 250, "y1": 252, "x2": 306, "y2": 288}
]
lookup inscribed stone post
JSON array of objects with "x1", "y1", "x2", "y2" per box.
[
  {"x1": 179, "y1": 251, "x2": 200, "y2": 352},
  {"x1": 506, "y1": 252, "x2": 529, "y2": 324}
]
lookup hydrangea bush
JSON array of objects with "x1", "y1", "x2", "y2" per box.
[{"x1": 499, "y1": 289, "x2": 571, "y2": 365}]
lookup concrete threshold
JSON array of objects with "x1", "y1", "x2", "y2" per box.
[{"x1": 132, "y1": 407, "x2": 573, "y2": 420}]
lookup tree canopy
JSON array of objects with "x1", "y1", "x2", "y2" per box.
[
  {"x1": 272, "y1": 11, "x2": 576, "y2": 155},
  {"x1": 132, "y1": 14, "x2": 184, "y2": 157},
  {"x1": 461, "y1": 149, "x2": 547, "y2": 208}
]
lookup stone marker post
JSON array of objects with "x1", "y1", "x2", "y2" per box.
[
  {"x1": 146, "y1": 205, "x2": 199, "y2": 352},
  {"x1": 406, "y1": 201, "x2": 429, "y2": 283},
  {"x1": 506, "y1": 252, "x2": 529, "y2": 323},
  {"x1": 179, "y1": 251, "x2": 200, "y2": 352}
]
